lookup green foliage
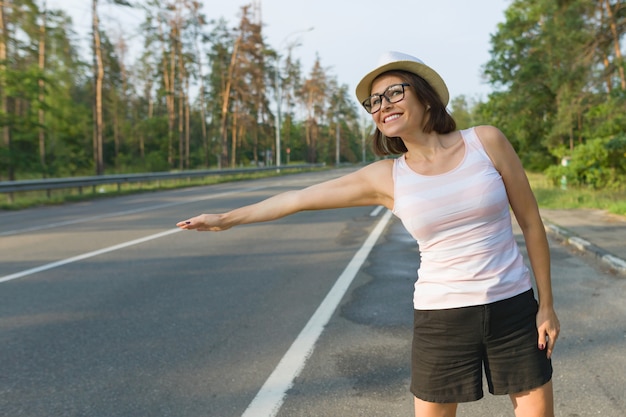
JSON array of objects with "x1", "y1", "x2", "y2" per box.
[
  {"x1": 476, "y1": 0, "x2": 626, "y2": 186},
  {"x1": 580, "y1": 90, "x2": 626, "y2": 139},
  {"x1": 545, "y1": 135, "x2": 626, "y2": 189},
  {"x1": 0, "y1": 1, "x2": 366, "y2": 181}
]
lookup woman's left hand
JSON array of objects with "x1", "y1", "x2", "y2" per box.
[{"x1": 536, "y1": 306, "x2": 560, "y2": 359}]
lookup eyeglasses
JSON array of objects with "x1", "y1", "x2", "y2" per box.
[{"x1": 361, "y1": 83, "x2": 411, "y2": 114}]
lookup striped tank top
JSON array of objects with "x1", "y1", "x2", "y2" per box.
[{"x1": 392, "y1": 127, "x2": 531, "y2": 310}]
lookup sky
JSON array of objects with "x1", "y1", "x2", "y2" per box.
[{"x1": 47, "y1": 0, "x2": 511, "y2": 106}]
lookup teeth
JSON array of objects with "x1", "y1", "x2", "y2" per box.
[{"x1": 385, "y1": 114, "x2": 400, "y2": 123}]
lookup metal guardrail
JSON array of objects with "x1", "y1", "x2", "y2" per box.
[{"x1": 0, "y1": 164, "x2": 325, "y2": 195}]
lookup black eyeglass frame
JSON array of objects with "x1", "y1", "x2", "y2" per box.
[{"x1": 361, "y1": 83, "x2": 411, "y2": 114}]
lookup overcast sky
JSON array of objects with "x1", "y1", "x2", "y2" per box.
[{"x1": 47, "y1": 0, "x2": 511, "y2": 105}]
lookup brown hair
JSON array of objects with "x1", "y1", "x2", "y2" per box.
[{"x1": 370, "y1": 70, "x2": 456, "y2": 156}]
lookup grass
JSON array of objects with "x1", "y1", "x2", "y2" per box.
[{"x1": 527, "y1": 172, "x2": 626, "y2": 217}]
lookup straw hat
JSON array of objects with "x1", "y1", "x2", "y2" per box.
[{"x1": 355, "y1": 51, "x2": 449, "y2": 106}]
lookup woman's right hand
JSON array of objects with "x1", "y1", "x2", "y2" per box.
[{"x1": 176, "y1": 214, "x2": 231, "y2": 232}]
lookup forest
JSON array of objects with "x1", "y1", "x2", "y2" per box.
[{"x1": 0, "y1": 0, "x2": 624, "y2": 190}]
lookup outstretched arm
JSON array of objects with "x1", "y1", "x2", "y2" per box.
[{"x1": 176, "y1": 160, "x2": 394, "y2": 232}]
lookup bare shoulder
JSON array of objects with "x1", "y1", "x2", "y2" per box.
[
  {"x1": 357, "y1": 159, "x2": 395, "y2": 184},
  {"x1": 472, "y1": 125, "x2": 519, "y2": 171},
  {"x1": 473, "y1": 125, "x2": 508, "y2": 146},
  {"x1": 361, "y1": 158, "x2": 395, "y2": 174}
]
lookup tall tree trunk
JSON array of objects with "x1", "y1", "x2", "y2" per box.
[
  {"x1": 604, "y1": 0, "x2": 625, "y2": 90},
  {"x1": 177, "y1": 85, "x2": 184, "y2": 170},
  {"x1": 168, "y1": 33, "x2": 176, "y2": 168},
  {"x1": 0, "y1": 2, "x2": 14, "y2": 181},
  {"x1": 304, "y1": 119, "x2": 312, "y2": 163},
  {"x1": 304, "y1": 93, "x2": 317, "y2": 163},
  {"x1": 38, "y1": 1, "x2": 47, "y2": 177},
  {"x1": 196, "y1": 60, "x2": 208, "y2": 166},
  {"x1": 113, "y1": 35, "x2": 128, "y2": 167},
  {"x1": 158, "y1": 17, "x2": 176, "y2": 168},
  {"x1": 112, "y1": 96, "x2": 119, "y2": 165},
  {"x1": 602, "y1": 53, "x2": 613, "y2": 93},
  {"x1": 252, "y1": 118, "x2": 258, "y2": 166},
  {"x1": 141, "y1": 78, "x2": 153, "y2": 161},
  {"x1": 190, "y1": 3, "x2": 208, "y2": 166},
  {"x1": 219, "y1": 34, "x2": 241, "y2": 169},
  {"x1": 92, "y1": 0, "x2": 104, "y2": 175},
  {"x1": 184, "y1": 75, "x2": 190, "y2": 169},
  {"x1": 230, "y1": 103, "x2": 238, "y2": 167},
  {"x1": 176, "y1": 34, "x2": 185, "y2": 170}
]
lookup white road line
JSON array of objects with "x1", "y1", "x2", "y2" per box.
[
  {"x1": 241, "y1": 209, "x2": 393, "y2": 417},
  {"x1": 0, "y1": 228, "x2": 181, "y2": 284},
  {"x1": 369, "y1": 205, "x2": 385, "y2": 217}
]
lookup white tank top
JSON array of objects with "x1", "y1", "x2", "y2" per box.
[{"x1": 392, "y1": 127, "x2": 531, "y2": 310}]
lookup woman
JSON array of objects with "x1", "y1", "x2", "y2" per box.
[{"x1": 177, "y1": 51, "x2": 560, "y2": 417}]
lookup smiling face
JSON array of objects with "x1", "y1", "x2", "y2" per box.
[
  {"x1": 370, "y1": 74, "x2": 429, "y2": 139},
  {"x1": 366, "y1": 70, "x2": 457, "y2": 156}
]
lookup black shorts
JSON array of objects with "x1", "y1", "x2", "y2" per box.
[{"x1": 410, "y1": 289, "x2": 552, "y2": 403}]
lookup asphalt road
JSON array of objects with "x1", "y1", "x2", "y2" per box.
[{"x1": 1, "y1": 169, "x2": 624, "y2": 417}]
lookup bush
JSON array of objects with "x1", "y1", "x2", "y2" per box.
[
  {"x1": 521, "y1": 150, "x2": 554, "y2": 172},
  {"x1": 145, "y1": 151, "x2": 169, "y2": 172},
  {"x1": 544, "y1": 135, "x2": 626, "y2": 190}
]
